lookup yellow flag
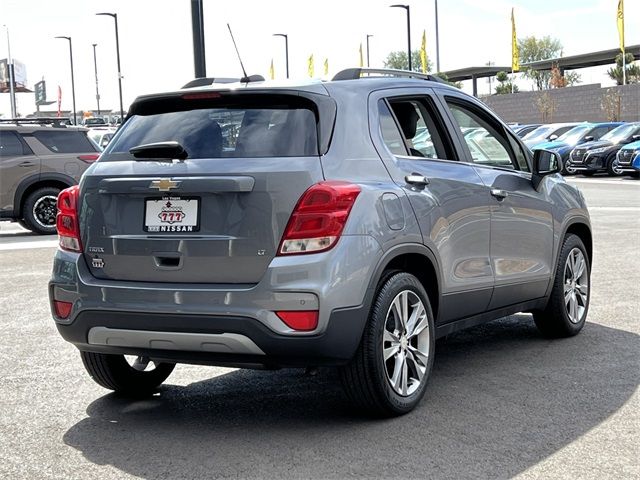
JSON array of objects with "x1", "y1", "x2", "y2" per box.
[
  {"x1": 511, "y1": 8, "x2": 519, "y2": 72},
  {"x1": 359, "y1": 43, "x2": 364, "y2": 67},
  {"x1": 269, "y1": 59, "x2": 275, "y2": 80},
  {"x1": 324, "y1": 58, "x2": 329, "y2": 76},
  {"x1": 308, "y1": 54, "x2": 314, "y2": 78},
  {"x1": 617, "y1": 0, "x2": 625, "y2": 53},
  {"x1": 420, "y1": 30, "x2": 428, "y2": 74}
]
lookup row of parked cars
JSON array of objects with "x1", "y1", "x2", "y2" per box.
[{"x1": 511, "y1": 121, "x2": 640, "y2": 177}]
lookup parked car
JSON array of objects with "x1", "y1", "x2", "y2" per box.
[
  {"x1": 88, "y1": 127, "x2": 117, "y2": 150},
  {"x1": 49, "y1": 69, "x2": 592, "y2": 416},
  {"x1": 616, "y1": 139, "x2": 640, "y2": 177},
  {"x1": 568, "y1": 123, "x2": 640, "y2": 176},
  {"x1": 82, "y1": 117, "x2": 109, "y2": 128},
  {"x1": 511, "y1": 123, "x2": 541, "y2": 138},
  {"x1": 522, "y1": 122, "x2": 580, "y2": 148},
  {"x1": 0, "y1": 120, "x2": 100, "y2": 234},
  {"x1": 531, "y1": 122, "x2": 622, "y2": 174}
]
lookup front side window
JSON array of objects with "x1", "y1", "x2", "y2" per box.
[{"x1": 447, "y1": 101, "x2": 516, "y2": 170}]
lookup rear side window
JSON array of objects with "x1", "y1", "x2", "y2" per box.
[
  {"x1": 107, "y1": 104, "x2": 319, "y2": 159},
  {"x1": 0, "y1": 130, "x2": 28, "y2": 156},
  {"x1": 33, "y1": 130, "x2": 97, "y2": 153}
]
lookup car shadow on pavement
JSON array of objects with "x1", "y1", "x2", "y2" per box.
[{"x1": 63, "y1": 314, "x2": 639, "y2": 479}]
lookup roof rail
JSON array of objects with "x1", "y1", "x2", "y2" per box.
[
  {"x1": 332, "y1": 68, "x2": 448, "y2": 84},
  {"x1": 0, "y1": 117, "x2": 70, "y2": 127},
  {"x1": 182, "y1": 75, "x2": 265, "y2": 89}
]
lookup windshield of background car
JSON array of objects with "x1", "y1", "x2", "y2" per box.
[
  {"x1": 557, "y1": 125, "x2": 590, "y2": 144},
  {"x1": 522, "y1": 125, "x2": 553, "y2": 142},
  {"x1": 601, "y1": 124, "x2": 640, "y2": 143},
  {"x1": 105, "y1": 104, "x2": 319, "y2": 159}
]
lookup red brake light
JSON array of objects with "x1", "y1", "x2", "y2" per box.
[
  {"x1": 275, "y1": 311, "x2": 319, "y2": 331},
  {"x1": 181, "y1": 92, "x2": 222, "y2": 100},
  {"x1": 77, "y1": 154, "x2": 100, "y2": 163},
  {"x1": 278, "y1": 181, "x2": 361, "y2": 255},
  {"x1": 53, "y1": 300, "x2": 73, "y2": 319},
  {"x1": 56, "y1": 185, "x2": 82, "y2": 252}
]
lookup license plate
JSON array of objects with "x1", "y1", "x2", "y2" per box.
[{"x1": 144, "y1": 196, "x2": 200, "y2": 232}]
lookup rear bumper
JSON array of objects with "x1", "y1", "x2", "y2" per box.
[
  {"x1": 49, "y1": 234, "x2": 382, "y2": 366},
  {"x1": 55, "y1": 307, "x2": 369, "y2": 367}
]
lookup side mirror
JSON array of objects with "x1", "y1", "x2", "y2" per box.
[
  {"x1": 583, "y1": 136, "x2": 594, "y2": 142},
  {"x1": 632, "y1": 135, "x2": 640, "y2": 141},
  {"x1": 548, "y1": 134, "x2": 558, "y2": 141},
  {"x1": 532, "y1": 149, "x2": 562, "y2": 189}
]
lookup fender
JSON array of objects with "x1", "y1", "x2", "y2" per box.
[
  {"x1": 13, "y1": 172, "x2": 76, "y2": 217},
  {"x1": 543, "y1": 215, "x2": 592, "y2": 298}
]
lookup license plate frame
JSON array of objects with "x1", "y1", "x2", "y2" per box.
[{"x1": 143, "y1": 196, "x2": 200, "y2": 233}]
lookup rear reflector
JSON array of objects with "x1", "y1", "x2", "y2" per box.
[
  {"x1": 53, "y1": 300, "x2": 73, "y2": 319},
  {"x1": 278, "y1": 181, "x2": 361, "y2": 255},
  {"x1": 56, "y1": 185, "x2": 82, "y2": 253},
  {"x1": 77, "y1": 154, "x2": 100, "y2": 163},
  {"x1": 275, "y1": 311, "x2": 319, "y2": 331}
]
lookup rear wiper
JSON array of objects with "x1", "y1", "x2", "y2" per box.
[{"x1": 129, "y1": 141, "x2": 188, "y2": 160}]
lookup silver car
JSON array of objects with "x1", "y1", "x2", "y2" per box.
[{"x1": 49, "y1": 69, "x2": 592, "y2": 416}]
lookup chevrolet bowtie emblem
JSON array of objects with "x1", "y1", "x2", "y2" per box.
[{"x1": 150, "y1": 178, "x2": 180, "y2": 192}]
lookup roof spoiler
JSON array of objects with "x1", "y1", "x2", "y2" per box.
[{"x1": 182, "y1": 75, "x2": 265, "y2": 89}]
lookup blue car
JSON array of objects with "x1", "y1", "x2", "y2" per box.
[
  {"x1": 616, "y1": 139, "x2": 640, "y2": 177},
  {"x1": 531, "y1": 122, "x2": 623, "y2": 174}
]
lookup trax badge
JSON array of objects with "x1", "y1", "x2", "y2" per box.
[{"x1": 150, "y1": 178, "x2": 181, "y2": 192}]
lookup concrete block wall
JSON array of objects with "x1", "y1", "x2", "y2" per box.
[{"x1": 481, "y1": 83, "x2": 640, "y2": 124}]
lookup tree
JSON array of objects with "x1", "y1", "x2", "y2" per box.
[
  {"x1": 494, "y1": 71, "x2": 518, "y2": 94},
  {"x1": 549, "y1": 64, "x2": 580, "y2": 88},
  {"x1": 535, "y1": 92, "x2": 556, "y2": 122},
  {"x1": 382, "y1": 50, "x2": 461, "y2": 88},
  {"x1": 383, "y1": 50, "x2": 432, "y2": 73},
  {"x1": 601, "y1": 89, "x2": 622, "y2": 121},
  {"x1": 518, "y1": 36, "x2": 563, "y2": 90},
  {"x1": 607, "y1": 53, "x2": 640, "y2": 85}
]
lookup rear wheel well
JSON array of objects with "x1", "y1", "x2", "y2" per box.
[
  {"x1": 19, "y1": 180, "x2": 70, "y2": 215},
  {"x1": 380, "y1": 253, "x2": 439, "y2": 321},
  {"x1": 566, "y1": 223, "x2": 592, "y2": 264}
]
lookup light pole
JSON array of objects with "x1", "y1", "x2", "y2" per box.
[
  {"x1": 55, "y1": 36, "x2": 76, "y2": 125},
  {"x1": 434, "y1": 0, "x2": 440, "y2": 72},
  {"x1": 273, "y1": 33, "x2": 289, "y2": 79},
  {"x1": 366, "y1": 34, "x2": 373, "y2": 67},
  {"x1": 390, "y1": 5, "x2": 411, "y2": 71},
  {"x1": 92, "y1": 43, "x2": 101, "y2": 115},
  {"x1": 3, "y1": 25, "x2": 17, "y2": 118},
  {"x1": 96, "y1": 13, "x2": 124, "y2": 122}
]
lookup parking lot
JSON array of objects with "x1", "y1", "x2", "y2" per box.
[{"x1": 0, "y1": 175, "x2": 638, "y2": 479}]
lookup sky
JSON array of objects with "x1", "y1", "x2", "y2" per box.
[{"x1": 1, "y1": 0, "x2": 638, "y2": 118}]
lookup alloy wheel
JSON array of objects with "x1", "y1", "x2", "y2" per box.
[
  {"x1": 564, "y1": 248, "x2": 589, "y2": 324},
  {"x1": 383, "y1": 290, "x2": 430, "y2": 396},
  {"x1": 32, "y1": 195, "x2": 58, "y2": 228}
]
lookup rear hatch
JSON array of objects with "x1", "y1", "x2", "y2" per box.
[{"x1": 80, "y1": 88, "x2": 335, "y2": 283}]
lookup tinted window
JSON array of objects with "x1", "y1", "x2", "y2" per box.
[
  {"x1": 447, "y1": 101, "x2": 516, "y2": 170},
  {"x1": 589, "y1": 126, "x2": 609, "y2": 140},
  {"x1": 552, "y1": 126, "x2": 574, "y2": 138},
  {"x1": 33, "y1": 130, "x2": 97, "y2": 153},
  {"x1": 0, "y1": 130, "x2": 26, "y2": 156},
  {"x1": 107, "y1": 107, "x2": 318, "y2": 158},
  {"x1": 378, "y1": 100, "x2": 408, "y2": 156}
]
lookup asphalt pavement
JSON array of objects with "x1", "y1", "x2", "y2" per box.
[{"x1": 0, "y1": 175, "x2": 638, "y2": 479}]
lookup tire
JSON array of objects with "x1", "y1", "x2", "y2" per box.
[
  {"x1": 606, "y1": 155, "x2": 623, "y2": 176},
  {"x1": 80, "y1": 351, "x2": 175, "y2": 396},
  {"x1": 21, "y1": 187, "x2": 60, "y2": 235},
  {"x1": 533, "y1": 234, "x2": 590, "y2": 338},
  {"x1": 340, "y1": 272, "x2": 435, "y2": 417}
]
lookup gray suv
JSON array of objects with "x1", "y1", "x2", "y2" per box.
[
  {"x1": 0, "y1": 120, "x2": 100, "y2": 234},
  {"x1": 49, "y1": 69, "x2": 592, "y2": 416}
]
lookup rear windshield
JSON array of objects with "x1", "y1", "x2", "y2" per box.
[
  {"x1": 106, "y1": 105, "x2": 319, "y2": 159},
  {"x1": 33, "y1": 130, "x2": 98, "y2": 153}
]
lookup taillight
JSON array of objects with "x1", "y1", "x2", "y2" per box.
[
  {"x1": 77, "y1": 154, "x2": 100, "y2": 163},
  {"x1": 275, "y1": 311, "x2": 319, "y2": 331},
  {"x1": 56, "y1": 185, "x2": 82, "y2": 252},
  {"x1": 278, "y1": 181, "x2": 361, "y2": 255}
]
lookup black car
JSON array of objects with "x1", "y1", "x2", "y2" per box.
[
  {"x1": 511, "y1": 123, "x2": 541, "y2": 138},
  {"x1": 568, "y1": 123, "x2": 640, "y2": 176}
]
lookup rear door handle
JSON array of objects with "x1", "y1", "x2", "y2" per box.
[
  {"x1": 405, "y1": 173, "x2": 429, "y2": 187},
  {"x1": 19, "y1": 161, "x2": 36, "y2": 167},
  {"x1": 490, "y1": 188, "x2": 508, "y2": 199}
]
